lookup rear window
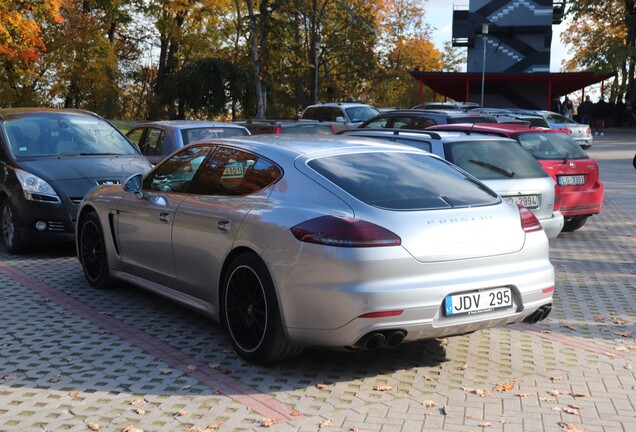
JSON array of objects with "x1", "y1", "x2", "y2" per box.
[
  {"x1": 308, "y1": 151, "x2": 498, "y2": 210},
  {"x1": 516, "y1": 132, "x2": 588, "y2": 160},
  {"x1": 182, "y1": 127, "x2": 248, "y2": 144},
  {"x1": 445, "y1": 140, "x2": 548, "y2": 180}
]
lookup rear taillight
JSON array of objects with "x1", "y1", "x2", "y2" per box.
[
  {"x1": 517, "y1": 204, "x2": 543, "y2": 233},
  {"x1": 560, "y1": 128, "x2": 572, "y2": 134},
  {"x1": 275, "y1": 125, "x2": 282, "y2": 134},
  {"x1": 553, "y1": 184, "x2": 561, "y2": 211},
  {"x1": 585, "y1": 127, "x2": 591, "y2": 134},
  {"x1": 290, "y1": 216, "x2": 402, "y2": 247},
  {"x1": 329, "y1": 125, "x2": 338, "y2": 134}
]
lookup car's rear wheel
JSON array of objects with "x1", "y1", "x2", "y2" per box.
[
  {"x1": 1, "y1": 198, "x2": 27, "y2": 254},
  {"x1": 562, "y1": 216, "x2": 588, "y2": 232},
  {"x1": 222, "y1": 253, "x2": 303, "y2": 363},
  {"x1": 78, "y1": 211, "x2": 115, "y2": 290}
]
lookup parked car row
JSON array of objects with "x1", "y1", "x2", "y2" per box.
[{"x1": 1, "y1": 107, "x2": 556, "y2": 365}]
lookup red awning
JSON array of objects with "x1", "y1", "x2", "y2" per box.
[{"x1": 409, "y1": 71, "x2": 615, "y2": 103}]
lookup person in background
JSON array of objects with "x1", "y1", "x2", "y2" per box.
[
  {"x1": 551, "y1": 97, "x2": 562, "y2": 114},
  {"x1": 578, "y1": 95, "x2": 593, "y2": 126},
  {"x1": 562, "y1": 96, "x2": 574, "y2": 119},
  {"x1": 593, "y1": 97, "x2": 609, "y2": 136}
]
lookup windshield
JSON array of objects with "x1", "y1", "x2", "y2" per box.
[
  {"x1": 308, "y1": 151, "x2": 498, "y2": 210},
  {"x1": 3, "y1": 113, "x2": 138, "y2": 158},
  {"x1": 516, "y1": 132, "x2": 588, "y2": 160},
  {"x1": 445, "y1": 140, "x2": 548, "y2": 180}
]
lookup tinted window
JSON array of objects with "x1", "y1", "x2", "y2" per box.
[
  {"x1": 4, "y1": 113, "x2": 138, "y2": 157},
  {"x1": 445, "y1": 140, "x2": 548, "y2": 180},
  {"x1": 545, "y1": 113, "x2": 572, "y2": 124},
  {"x1": 308, "y1": 151, "x2": 498, "y2": 210},
  {"x1": 144, "y1": 145, "x2": 213, "y2": 193},
  {"x1": 191, "y1": 146, "x2": 281, "y2": 196},
  {"x1": 447, "y1": 116, "x2": 497, "y2": 124},
  {"x1": 181, "y1": 127, "x2": 249, "y2": 144},
  {"x1": 516, "y1": 133, "x2": 588, "y2": 160},
  {"x1": 362, "y1": 116, "x2": 389, "y2": 128}
]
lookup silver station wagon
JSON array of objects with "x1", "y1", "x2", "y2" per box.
[{"x1": 77, "y1": 135, "x2": 555, "y2": 363}]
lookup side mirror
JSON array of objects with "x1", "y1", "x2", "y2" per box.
[
  {"x1": 123, "y1": 173, "x2": 144, "y2": 198},
  {"x1": 335, "y1": 116, "x2": 346, "y2": 123}
]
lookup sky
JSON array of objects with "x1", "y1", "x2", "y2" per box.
[{"x1": 422, "y1": 0, "x2": 571, "y2": 72}]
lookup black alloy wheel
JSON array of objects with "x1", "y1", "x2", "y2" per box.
[
  {"x1": 222, "y1": 253, "x2": 303, "y2": 363},
  {"x1": 79, "y1": 212, "x2": 114, "y2": 290}
]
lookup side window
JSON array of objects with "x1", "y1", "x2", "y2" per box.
[
  {"x1": 143, "y1": 145, "x2": 213, "y2": 193},
  {"x1": 331, "y1": 108, "x2": 345, "y2": 122},
  {"x1": 126, "y1": 128, "x2": 144, "y2": 147},
  {"x1": 143, "y1": 128, "x2": 165, "y2": 156},
  {"x1": 191, "y1": 146, "x2": 281, "y2": 196}
]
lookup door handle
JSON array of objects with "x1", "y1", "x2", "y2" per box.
[
  {"x1": 217, "y1": 220, "x2": 231, "y2": 232},
  {"x1": 159, "y1": 212, "x2": 170, "y2": 223}
]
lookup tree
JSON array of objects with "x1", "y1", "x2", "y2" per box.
[
  {"x1": 562, "y1": 0, "x2": 636, "y2": 102},
  {"x1": 0, "y1": 0, "x2": 63, "y2": 105}
]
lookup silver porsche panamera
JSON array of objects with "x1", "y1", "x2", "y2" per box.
[{"x1": 76, "y1": 135, "x2": 555, "y2": 363}]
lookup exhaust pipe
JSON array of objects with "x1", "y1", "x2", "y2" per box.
[
  {"x1": 362, "y1": 333, "x2": 386, "y2": 350},
  {"x1": 524, "y1": 305, "x2": 552, "y2": 324},
  {"x1": 384, "y1": 331, "x2": 406, "y2": 349}
]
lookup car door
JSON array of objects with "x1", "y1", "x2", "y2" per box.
[
  {"x1": 171, "y1": 146, "x2": 282, "y2": 303},
  {"x1": 116, "y1": 144, "x2": 214, "y2": 286}
]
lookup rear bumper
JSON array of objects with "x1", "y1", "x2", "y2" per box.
[{"x1": 560, "y1": 182, "x2": 604, "y2": 217}]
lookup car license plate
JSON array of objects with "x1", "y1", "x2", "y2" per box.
[
  {"x1": 444, "y1": 287, "x2": 512, "y2": 317},
  {"x1": 504, "y1": 195, "x2": 538, "y2": 208},
  {"x1": 558, "y1": 175, "x2": 585, "y2": 186}
]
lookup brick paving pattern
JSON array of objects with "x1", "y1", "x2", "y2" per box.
[{"x1": 0, "y1": 131, "x2": 634, "y2": 432}]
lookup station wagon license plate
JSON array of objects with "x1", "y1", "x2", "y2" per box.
[
  {"x1": 558, "y1": 175, "x2": 585, "y2": 186},
  {"x1": 504, "y1": 195, "x2": 538, "y2": 209},
  {"x1": 445, "y1": 287, "x2": 512, "y2": 317}
]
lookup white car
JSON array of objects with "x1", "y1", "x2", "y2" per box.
[
  {"x1": 77, "y1": 135, "x2": 555, "y2": 363},
  {"x1": 300, "y1": 102, "x2": 379, "y2": 130}
]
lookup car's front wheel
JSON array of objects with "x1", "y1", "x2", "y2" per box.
[
  {"x1": 222, "y1": 253, "x2": 303, "y2": 363},
  {"x1": 562, "y1": 216, "x2": 588, "y2": 232},
  {"x1": 1, "y1": 198, "x2": 27, "y2": 254},
  {"x1": 78, "y1": 211, "x2": 115, "y2": 290}
]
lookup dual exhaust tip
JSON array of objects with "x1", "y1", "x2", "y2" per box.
[
  {"x1": 355, "y1": 305, "x2": 552, "y2": 350},
  {"x1": 355, "y1": 330, "x2": 406, "y2": 350},
  {"x1": 524, "y1": 304, "x2": 552, "y2": 324}
]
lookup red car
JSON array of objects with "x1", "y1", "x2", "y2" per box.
[{"x1": 427, "y1": 123, "x2": 604, "y2": 232}]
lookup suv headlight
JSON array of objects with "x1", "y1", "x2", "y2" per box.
[{"x1": 15, "y1": 169, "x2": 62, "y2": 203}]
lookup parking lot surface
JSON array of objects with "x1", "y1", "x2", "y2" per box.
[{"x1": 0, "y1": 131, "x2": 634, "y2": 432}]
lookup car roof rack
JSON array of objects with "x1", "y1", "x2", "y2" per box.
[{"x1": 339, "y1": 128, "x2": 442, "y2": 140}]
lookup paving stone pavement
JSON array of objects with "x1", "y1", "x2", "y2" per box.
[{"x1": 0, "y1": 131, "x2": 634, "y2": 432}]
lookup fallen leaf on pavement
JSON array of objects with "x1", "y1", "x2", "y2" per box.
[
  {"x1": 624, "y1": 364, "x2": 634, "y2": 370},
  {"x1": 548, "y1": 390, "x2": 561, "y2": 396},
  {"x1": 176, "y1": 410, "x2": 187, "y2": 417},
  {"x1": 572, "y1": 392, "x2": 589, "y2": 398},
  {"x1": 493, "y1": 381, "x2": 517, "y2": 392},
  {"x1": 550, "y1": 376, "x2": 564, "y2": 381},
  {"x1": 260, "y1": 418, "x2": 278, "y2": 427},
  {"x1": 515, "y1": 392, "x2": 533, "y2": 397},
  {"x1": 135, "y1": 408, "x2": 145, "y2": 415},
  {"x1": 540, "y1": 397, "x2": 556, "y2": 402},
  {"x1": 88, "y1": 423, "x2": 100, "y2": 431},
  {"x1": 479, "y1": 422, "x2": 492, "y2": 427},
  {"x1": 615, "y1": 331, "x2": 632, "y2": 338},
  {"x1": 558, "y1": 422, "x2": 587, "y2": 432},
  {"x1": 373, "y1": 385, "x2": 392, "y2": 392},
  {"x1": 122, "y1": 426, "x2": 144, "y2": 432},
  {"x1": 205, "y1": 425, "x2": 221, "y2": 431},
  {"x1": 463, "y1": 387, "x2": 492, "y2": 397},
  {"x1": 130, "y1": 398, "x2": 144, "y2": 406},
  {"x1": 563, "y1": 406, "x2": 580, "y2": 415},
  {"x1": 290, "y1": 410, "x2": 302, "y2": 417},
  {"x1": 612, "y1": 318, "x2": 627, "y2": 325},
  {"x1": 69, "y1": 391, "x2": 80, "y2": 399},
  {"x1": 319, "y1": 419, "x2": 332, "y2": 428},
  {"x1": 316, "y1": 383, "x2": 329, "y2": 390},
  {"x1": 457, "y1": 363, "x2": 469, "y2": 370},
  {"x1": 423, "y1": 400, "x2": 439, "y2": 408}
]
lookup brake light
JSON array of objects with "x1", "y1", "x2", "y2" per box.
[
  {"x1": 585, "y1": 127, "x2": 591, "y2": 134},
  {"x1": 275, "y1": 125, "x2": 282, "y2": 134},
  {"x1": 559, "y1": 128, "x2": 572, "y2": 134},
  {"x1": 517, "y1": 204, "x2": 543, "y2": 233},
  {"x1": 290, "y1": 216, "x2": 402, "y2": 247}
]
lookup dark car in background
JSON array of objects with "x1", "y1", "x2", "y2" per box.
[
  {"x1": 427, "y1": 122, "x2": 604, "y2": 232},
  {"x1": 234, "y1": 119, "x2": 336, "y2": 135},
  {"x1": 126, "y1": 120, "x2": 250, "y2": 164},
  {"x1": 0, "y1": 108, "x2": 153, "y2": 253},
  {"x1": 358, "y1": 109, "x2": 497, "y2": 130}
]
